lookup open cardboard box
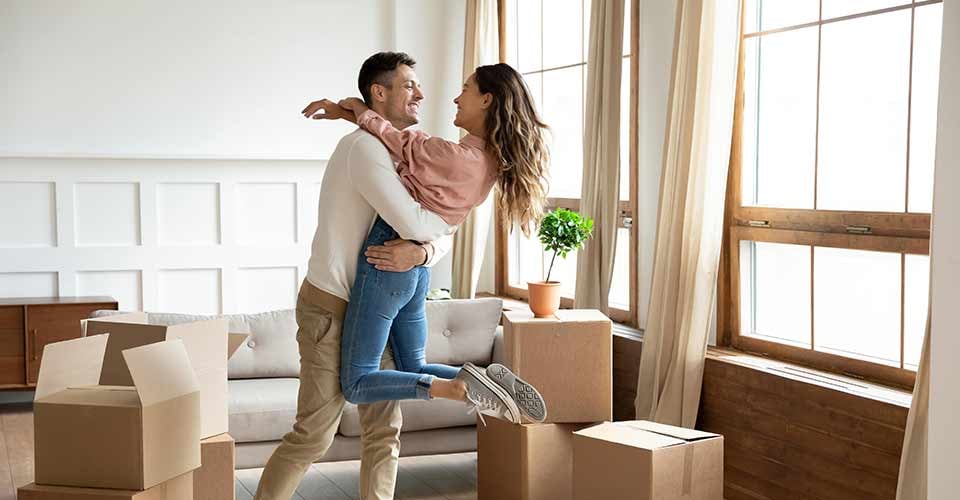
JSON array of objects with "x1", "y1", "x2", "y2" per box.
[
  {"x1": 84, "y1": 313, "x2": 247, "y2": 439},
  {"x1": 33, "y1": 336, "x2": 201, "y2": 491}
]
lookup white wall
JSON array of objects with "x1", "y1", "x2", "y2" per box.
[
  {"x1": 929, "y1": 0, "x2": 960, "y2": 495},
  {"x1": 0, "y1": 0, "x2": 466, "y2": 311}
]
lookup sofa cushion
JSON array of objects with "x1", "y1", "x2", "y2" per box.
[
  {"x1": 228, "y1": 378, "x2": 300, "y2": 443},
  {"x1": 423, "y1": 298, "x2": 502, "y2": 365},
  {"x1": 91, "y1": 308, "x2": 301, "y2": 379},
  {"x1": 339, "y1": 397, "x2": 477, "y2": 438}
]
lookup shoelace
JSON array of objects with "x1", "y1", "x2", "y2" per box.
[{"x1": 465, "y1": 391, "x2": 500, "y2": 427}]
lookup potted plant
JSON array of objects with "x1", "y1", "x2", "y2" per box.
[{"x1": 528, "y1": 208, "x2": 594, "y2": 317}]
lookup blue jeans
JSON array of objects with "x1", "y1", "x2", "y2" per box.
[{"x1": 340, "y1": 217, "x2": 461, "y2": 404}]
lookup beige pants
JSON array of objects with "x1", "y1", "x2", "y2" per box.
[{"x1": 254, "y1": 281, "x2": 402, "y2": 500}]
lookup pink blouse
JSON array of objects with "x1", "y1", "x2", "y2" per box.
[{"x1": 356, "y1": 109, "x2": 498, "y2": 226}]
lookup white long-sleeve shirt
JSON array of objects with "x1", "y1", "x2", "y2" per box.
[{"x1": 306, "y1": 128, "x2": 457, "y2": 301}]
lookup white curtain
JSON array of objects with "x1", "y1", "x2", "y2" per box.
[
  {"x1": 451, "y1": 0, "x2": 499, "y2": 299},
  {"x1": 897, "y1": 310, "x2": 929, "y2": 500},
  {"x1": 574, "y1": 0, "x2": 625, "y2": 313},
  {"x1": 634, "y1": 0, "x2": 740, "y2": 427}
]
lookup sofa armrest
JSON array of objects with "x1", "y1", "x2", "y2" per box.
[{"x1": 491, "y1": 326, "x2": 506, "y2": 365}]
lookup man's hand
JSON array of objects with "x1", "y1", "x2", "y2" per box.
[
  {"x1": 365, "y1": 239, "x2": 428, "y2": 272},
  {"x1": 301, "y1": 99, "x2": 356, "y2": 123}
]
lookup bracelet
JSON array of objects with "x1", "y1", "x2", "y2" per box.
[{"x1": 419, "y1": 245, "x2": 429, "y2": 266}]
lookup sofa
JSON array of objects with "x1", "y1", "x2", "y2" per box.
[{"x1": 93, "y1": 297, "x2": 506, "y2": 469}]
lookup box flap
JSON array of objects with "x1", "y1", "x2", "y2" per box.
[
  {"x1": 574, "y1": 421, "x2": 685, "y2": 450},
  {"x1": 35, "y1": 334, "x2": 109, "y2": 401},
  {"x1": 627, "y1": 420, "x2": 720, "y2": 442},
  {"x1": 165, "y1": 319, "x2": 228, "y2": 368},
  {"x1": 553, "y1": 309, "x2": 611, "y2": 323},
  {"x1": 123, "y1": 339, "x2": 201, "y2": 407},
  {"x1": 228, "y1": 333, "x2": 249, "y2": 359},
  {"x1": 93, "y1": 322, "x2": 169, "y2": 386}
]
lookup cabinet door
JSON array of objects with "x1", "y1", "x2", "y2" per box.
[
  {"x1": 26, "y1": 303, "x2": 115, "y2": 385},
  {"x1": 0, "y1": 306, "x2": 25, "y2": 386}
]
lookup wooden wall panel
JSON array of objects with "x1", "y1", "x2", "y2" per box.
[
  {"x1": 610, "y1": 339, "x2": 910, "y2": 500},
  {"x1": 698, "y1": 351, "x2": 909, "y2": 500}
]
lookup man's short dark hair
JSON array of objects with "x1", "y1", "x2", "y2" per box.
[{"x1": 358, "y1": 52, "x2": 417, "y2": 106}]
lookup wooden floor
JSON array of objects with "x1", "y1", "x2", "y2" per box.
[{"x1": 0, "y1": 403, "x2": 477, "y2": 500}]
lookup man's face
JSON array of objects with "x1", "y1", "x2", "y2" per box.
[{"x1": 373, "y1": 64, "x2": 423, "y2": 129}]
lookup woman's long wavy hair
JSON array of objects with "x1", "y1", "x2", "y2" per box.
[{"x1": 474, "y1": 63, "x2": 550, "y2": 236}]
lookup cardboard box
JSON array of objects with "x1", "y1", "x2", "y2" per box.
[
  {"x1": 34, "y1": 335, "x2": 202, "y2": 490},
  {"x1": 502, "y1": 309, "x2": 612, "y2": 423},
  {"x1": 196, "y1": 433, "x2": 236, "y2": 500},
  {"x1": 19, "y1": 471, "x2": 193, "y2": 500},
  {"x1": 478, "y1": 415, "x2": 592, "y2": 500},
  {"x1": 572, "y1": 421, "x2": 723, "y2": 500},
  {"x1": 85, "y1": 312, "x2": 247, "y2": 439}
]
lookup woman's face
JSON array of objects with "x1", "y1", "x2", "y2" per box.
[{"x1": 453, "y1": 74, "x2": 491, "y2": 133}]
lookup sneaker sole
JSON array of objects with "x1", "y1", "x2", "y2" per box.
[
  {"x1": 487, "y1": 363, "x2": 547, "y2": 423},
  {"x1": 462, "y1": 363, "x2": 521, "y2": 422}
]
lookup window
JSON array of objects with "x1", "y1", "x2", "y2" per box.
[
  {"x1": 722, "y1": 0, "x2": 942, "y2": 388},
  {"x1": 498, "y1": 0, "x2": 638, "y2": 325}
]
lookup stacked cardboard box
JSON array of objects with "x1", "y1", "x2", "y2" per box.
[
  {"x1": 572, "y1": 420, "x2": 724, "y2": 500},
  {"x1": 21, "y1": 315, "x2": 247, "y2": 500},
  {"x1": 478, "y1": 309, "x2": 612, "y2": 500},
  {"x1": 24, "y1": 336, "x2": 201, "y2": 498}
]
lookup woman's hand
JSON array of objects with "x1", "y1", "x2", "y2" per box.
[
  {"x1": 338, "y1": 97, "x2": 369, "y2": 115},
  {"x1": 301, "y1": 99, "x2": 356, "y2": 123}
]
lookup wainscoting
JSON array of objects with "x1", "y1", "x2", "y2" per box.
[
  {"x1": 609, "y1": 339, "x2": 911, "y2": 500},
  {"x1": 0, "y1": 159, "x2": 326, "y2": 314}
]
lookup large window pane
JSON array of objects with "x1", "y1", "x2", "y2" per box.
[
  {"x1": 543, "y1": 0, "x2": 583, "y2": 69},
  {"x1": 814, "y1": 247, "x2": 901, "y2": 366},
  {"x1": 516, "y1": 0, "x2": 543, "y2": 73},
  {"x1": 817, "y1": 11, "x2": 911, "y2": 212},
  {"x1": 740, "y1": 241, "x2": 812, "y2": 347},
  {"x1": 904, "y1": 254, "x2": 930, "y2": 370},
  {"x1": 743, "y1": 28, "x2": 818, "y2": 208},
  {"x1": 822, "y1": 0, "x2": 908, "y2": 20},
  {"x1": 550, "y1": 247, "x2": 579, "y2": 297},
  {"x1": 608, "y1": 228, "x2": 630, "y2": 309},
  {"x1": 909, "y1": 4, "x2": 943, "y2": 214},
  {"x1": 542, "y1": 66, "x2": 585, "y2": 198},
  {"x1": 508, "y1": 224, "x2": 545, "y2": 286},
  {"x1": 744, "y1": 0, "x2": 820, "y2": 33}
]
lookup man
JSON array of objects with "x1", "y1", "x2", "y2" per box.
[{"x1": 253, "y1": 52, "x2": 456, "y2": 500}]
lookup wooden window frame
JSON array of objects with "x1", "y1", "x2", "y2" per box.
[
  {"x1": 718, "y1": 0, "x2": 941, "y2": 390},
  {"x1": 494, "y1": 0, "x2": 641, "y2": 327}
]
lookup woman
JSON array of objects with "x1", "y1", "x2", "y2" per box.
[{"x1": 310, "y1": 63, "x2": 550, "y2": 423}]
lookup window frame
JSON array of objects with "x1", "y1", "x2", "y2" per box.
[
  {"x1": 495, "y1": 0, "x2": 640, "y2": 327},
  {"x1": 718, "y1": 0, "x2": 941, "y2": 390}
]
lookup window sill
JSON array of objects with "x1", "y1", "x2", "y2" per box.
[{"x1": 707, "y1": 346, "x2": 913, "y2": 409}]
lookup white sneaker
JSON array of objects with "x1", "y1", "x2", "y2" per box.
[
  {"x1": 486, "y1": 363, "x2": 547, "y2": 423},
  {"x1": 455, "y1": 362, "x2": 521, "y2": 425}
]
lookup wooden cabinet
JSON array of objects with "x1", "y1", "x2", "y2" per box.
[{"x1": 0, "y1": 297, "x2": 118, "y2": 389}]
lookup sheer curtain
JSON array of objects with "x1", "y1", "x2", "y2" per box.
[{"x1": 633, "y1": 0, "x2": 740, "y2": 427}]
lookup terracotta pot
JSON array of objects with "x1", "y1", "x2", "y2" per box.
[{"x1": 527, "y1": 281, "x2": 562, "y2": 318}]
